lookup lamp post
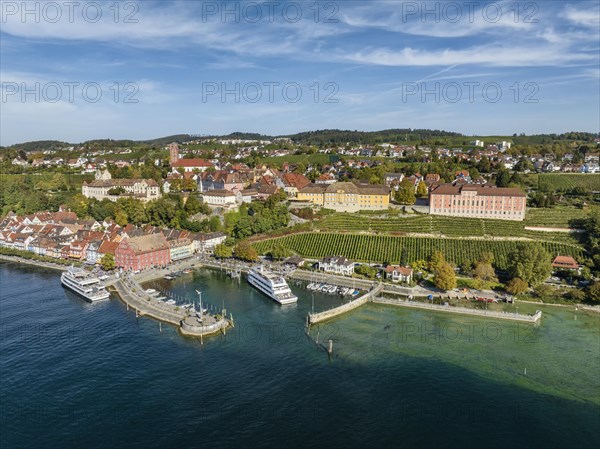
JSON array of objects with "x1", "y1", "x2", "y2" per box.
[{"x1": 196, "y1": 289, "x2": 203, "y2": 321}]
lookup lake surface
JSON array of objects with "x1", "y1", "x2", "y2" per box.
[{"x1": 1, "y1": 263, "x2": 599, "y2": 449}]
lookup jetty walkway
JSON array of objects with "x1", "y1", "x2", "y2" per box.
[
  {"x1": 372, "y1": 297, "x2": 543, "y2": 323},
  {"x1": 308, "y1": 283, "x2": 383, "y2": 324},
  {"x1": 111, "y1": 274, "x2": 231, "y2": 338}
]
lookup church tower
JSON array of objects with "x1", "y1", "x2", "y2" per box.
[{"x1": 169, "y1": 142, "x2": 179, "y2": 165}]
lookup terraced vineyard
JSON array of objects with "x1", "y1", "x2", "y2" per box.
[
  {"x1": 253, "y1": 233, "x2": 584, "y2": 269},
  {"x1": 524, "y1": 207, "x2": 595, "y2": 228},
  {"x1": 538, "y1": 173, "x2": 600, "y2": 191},
  {"x1": 315, "y1": 213, "x2": 583, "y2": 243}
]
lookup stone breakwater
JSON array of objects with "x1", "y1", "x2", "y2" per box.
[
  {"x1": 111, "y1": 277, "x2": 231, "y2": 338},
  {"x1": 372, "y1": 297, "x2": 542, "y2": 323},
  {"x1": 308, "y1": 283, "x2": 383, "y2": 324}
]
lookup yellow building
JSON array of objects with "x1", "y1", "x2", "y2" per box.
[{"x1": 297, "y1": 182, "x2": 390, "y2": 212}]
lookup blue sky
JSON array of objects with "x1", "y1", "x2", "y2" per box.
[{"x1": 1, "y1": 0, "x2": 599, "y2": 145}]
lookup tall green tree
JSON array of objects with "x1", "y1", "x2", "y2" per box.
[
  {"x1": 214, "y1": 243, "x2": 233, "y2": 259},
  {"x1": 509, "y1": 243, "x2": 552, "y2": 287},
  {"x1": 100, "y1": 254, "x2": 115, "y2": 271},
  {"x1": 505, "y1": 277, "x2": 529, "y2": 295},
  {"x1": 434, "y1": 262, "x2": 457, "y2": 291},
  {"x1": 394, "y1": 179, "x2": 416, "y2": 205},
  {"x1": 496, "y1": 169, "x2": 511, "y2": 187},
  {"x1": 588, "y1": 282, "x2": 600, "y2": 302},
  {"x1": 416, "y1": 181, "x2": 428, "y2": 198},
  {"x1": 234, "y1": 241, "x2": 258, "y2": 262},
  {"x1": 428, "y1": 250, "x2": 446, "y2": 272},
  {"x1": 269, "y1": 243, "x2": 291, "y2": 261}
]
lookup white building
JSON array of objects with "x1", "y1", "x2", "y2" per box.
[
  {"x1": 318, "y1": 255, "x2": 354, "y2": 276},
  {"x1": 202, "y1": 189, "x2": 237, "y2": 206},
  {"x1": 81, "y1": 169, "x2": 160, "y2": 202}
]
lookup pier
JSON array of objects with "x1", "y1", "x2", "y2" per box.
[
  {"x1": 111, "y1": 274, "x2": 231, "y2": 338},
  {"x1": 371, "y1": 297, "x2": 542, "y2": 323},
  {"x1": 308, "y1": 283, "x2": 383, "y2": 324}
]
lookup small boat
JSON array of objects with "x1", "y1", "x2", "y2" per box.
[
  {"x1": 156, "y1": 296, "x2": 167, "y2": 301},
  {"x1": 182, "y1": 268, "x2": 193, "y2": 274},
  {"x1": 328, "y1": 285, "x2": 337, "y2": 294},
  {"x1": 165, "y1": 299, "x2": 176, "y2": 305},
  {"x1": 163, "y1": 275, "x2": 175, "y2": 280},
  {"x1": 144, "y1": 289, "x2": 157, "y2": 295}
]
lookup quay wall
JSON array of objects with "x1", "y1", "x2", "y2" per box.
[
  {"x1": 372, "y1": 297, "x2": 542, "y2": 323},
  {"x1": 289, "y1": 269, "x2": 375, "y2": 290},
  {"x1": 112, "y1": 280, "x2": 184, "y2": 326},
  {"x1": 111, "y1": 277, "x2": 231, "y2": 337},
  {"x1": 308, "y1": 284, "x2": 383, "y2": 324},
  {"x1": 0, "y1": 254, "x2": 68, "y2": 272},
  {"x1": 180, "y1": 318, "x2": 229, "y2": 336}
]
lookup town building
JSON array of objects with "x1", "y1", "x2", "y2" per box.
[
  {"x1": 168, "y1": 238, "x2": 194, "y2": 261},
  {"x1": 202, "y1": 189, "x2": 238, "y2": 207},
  {"x1": 115, "y1": 233, "x2": 171, "y2": 271},
  {"x1": 283, "y1": 255, "x2": 305, "y2": 268},
  {"x1": 198, "y1": 171, "x2": 244, "y2": 193},
  {"x1": 194, "y1": 232, "x2": 227, "y2": 254},
  {"x1": 551, "y1": 255, "x2": 580, "y2": 271},
  {"x1": 429, "y1": 184, "x2": 526, "y2": 221},
  {"x1": 169, "y1": 142, "x2": 213, "y2": 172},
  {"x1": 280, "y1": 173, "x2": 311, "y2": 197},
  {"x1": 384, "y1": 265, "x2": 413, "y2": 283},
  {"x1": 82, "y1": 170, "x2": 160, "y2": 202},
  {"x1": 318, "y1": 255, "x2": 354, "y2": 276},
  {"x1": 297, "y1": 182, "x2": 391, "y2": 212}
]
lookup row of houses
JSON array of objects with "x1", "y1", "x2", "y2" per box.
[{"x1": 0, "y1": 209, "x2": 226, "y2": 271}]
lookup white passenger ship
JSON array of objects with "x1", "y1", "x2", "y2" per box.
[
  {"x1": 60, "y1": 266, "x2": 110, "y2": 302},
  {"x1": 247, "y1": 266, "x2": 298, "y2": 305}
]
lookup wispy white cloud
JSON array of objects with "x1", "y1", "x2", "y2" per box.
[
  {"x1": 341, "y1": 44, "x2": 596, "y2": 67},
  {"x1": 564, "y1": 4, "x2": 600, "y2": 27}
]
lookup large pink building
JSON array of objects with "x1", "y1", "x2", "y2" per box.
[
  {"x1": 115, "y1": 234, "x2": 171, "y2": 271},
  {"x1": 429, "y1": 184, "x2": 526, "y2": 221}
]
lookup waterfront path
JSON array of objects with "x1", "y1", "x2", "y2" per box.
[
  {"x1": 0, "y1": 254, "x2": 68, "y2": 272},
  {"x1": 308, "y1": 283, "x2": 383, "y2": 324},
  {"x1": 372, "y1": 297, "x2": 542, "y2": 323}
]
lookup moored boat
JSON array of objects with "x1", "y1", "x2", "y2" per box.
[
  {"x1": 247, "y1": 265, "x2": 298, "y2": 305},
  {"x1": 60, "y1": 266, "x2": 110, "y2": 302}
]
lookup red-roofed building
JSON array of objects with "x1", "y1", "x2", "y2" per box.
[
  {"x1": 281, "y1": 173, "x2": 310, "y2": 197},
  {"x1": 169, "y1": 142, "x2": 213, "y2": 172},
  {"x1": 384, "y1": 265, "x2": 413, "y2": 283},
  {"x1": 115, "y1": 234, "x2": 171, "y2": 271},
  {"x1": 551, "y1": 256, "x2": 580, "y2": 271}
]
